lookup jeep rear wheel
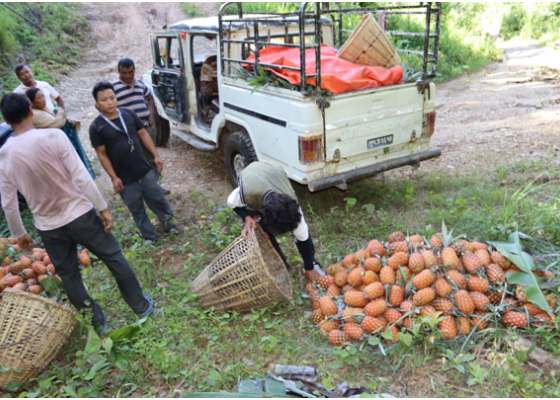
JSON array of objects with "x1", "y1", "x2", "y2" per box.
[
  {"x1": 154, "y1": 108, "x2": 170, "y2": 146},
  {"x1": 224, "y1": 130, "x2": 257, "y2": 188}
]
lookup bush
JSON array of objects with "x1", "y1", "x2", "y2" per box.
[
  {"x1": 500, "y1": 3, "x2": 560, "y2": 43},
  {"x1": 0, "y1": 3, "x2": 89, "y2": 99}
]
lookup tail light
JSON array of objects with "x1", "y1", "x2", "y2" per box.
[
  {"x1": 299, "y1": 135, "x2": 324, "y2": 164},
  {"x1": 423, "y1": 111, "x2": 436, "y2": 137}
]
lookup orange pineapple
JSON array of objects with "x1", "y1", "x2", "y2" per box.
[
  {"x1": 328, "y1": 329, "x2": 351, "y2": 346},
  {"x1": 388, "y1": 231, "x2": 405, "y2": 244},
  {"x1": 412, "y1": 269, "x2": 435, "y2": 290},
  {"x1": 319, "y1": 319, "x2": 341, "y2": 333},
  {"x1": 342, "y1": 323, "x2": 364, "y2": 340},
  {"x1": 434, "y1": 277, "x2": 453, "y2": 298},
  {"x1": 412, "y1": 288, "x2": 436, "y2": 306},
  {"x1": 440, "y1": 317, "x2": 457, "y2": 340},
  {"x1": 366, "y1": 240, "x2": 386, "y2": 258},
  {"x1": 454, "y1": 290, "x2": 475, "y2": 315},
  {"x1": 388, "y1": 285, "x2": 405, "y2": 307},
  {"x1": 379, "y1": 266, "x2": 396, "y2": 285},
  {"x1": 408, "y1": 253, "x2": 425, "y2": 274},
  {"x1": 344, "y1": 290, "x2": 367, "y2": 308},
  {"x1": 319, "y1": 296, "x2": 338, "y2": 317},
  {"x1": 387, "y1": 252, "x2": 408, "y2": 270},
  {"x1": 469, "y1": 291, "x2": 490, "y2": 311},
  {"x1": 363, "y1": 257, "x2": 382, "y2": 273},
  {"x1": 503, "y1": 311, "x2": 528, "y2": 328},
  {"x1": 365, "y1": 298, "x2": 387, "y2": 317},
  {"x1": 362, "y1": 282, "x2": 385, "y2": 300},
  {"x1": 361, "y1": 316, "x2": 385, "y2": 334}
]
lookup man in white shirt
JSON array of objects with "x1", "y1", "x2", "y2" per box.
[
  {"x1": 0, "y1": 93, "x2": 153, "y2": 335},
  {"x1": 12, "y1": 64, "x2": 65, "y2": 113}
]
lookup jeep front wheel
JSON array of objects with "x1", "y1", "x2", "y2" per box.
[{"x1": 224, "y1": 130, "x2": 257, "y2": 188}]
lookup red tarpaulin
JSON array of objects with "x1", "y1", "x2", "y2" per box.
[{"x1": 245, "y1": 44, "x2": 403, "y2": 94}]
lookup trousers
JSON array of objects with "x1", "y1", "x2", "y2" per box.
[
  {"x1": 37, "y1": 209, "x2": 147, "y2": 326},
  {"x1": 120, "y1": 169, "x2": 175, "y2": 240}
]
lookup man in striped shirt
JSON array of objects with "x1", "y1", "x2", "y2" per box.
[{"x1": 113, "y1": 58, "x2": 170, "y2": 194}]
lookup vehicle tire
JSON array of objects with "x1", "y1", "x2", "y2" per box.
[
  {"x1": 224, "y1": 130, "x2": 257, "y2": 188},
  {"x1": 154, "y1": 108, "x2": 170, "y2": 147}
]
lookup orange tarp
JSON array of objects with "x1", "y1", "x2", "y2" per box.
[{"x1": 245, "y1": 44, "x2": 403, "y2": 94}]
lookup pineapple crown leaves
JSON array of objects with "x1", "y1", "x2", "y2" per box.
[
  {"x1": 490, "y1": 232, "x2": 552, "y2": 315},
  {"x1": 438, "y1": 220, "x2": 465, "y2": 248}
]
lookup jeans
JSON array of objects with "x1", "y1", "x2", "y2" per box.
[
  {"x1": 37, "y1": 209, "x2": 147, "y2": 327},
  {"x1": 120, "y1": 169, "x2": 175, "y2": 241}
]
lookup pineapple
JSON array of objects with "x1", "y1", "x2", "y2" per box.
[
  {"x1": 310, "y1": 308, "x2": 324, "y2": 324},
  {"x1": 467, "y1": 276, "x2": 489, "y2": 293},
  {"x1": 387, "y1": 252, "x2": 408, "y2": 270},
  {"x1": 456, "y1": 316, "x2": 471, "y2": 335},
  {"x1": 515, "y1": 286, "x2": 528, "y2": 302},
  {"x1": 326, "y1": 284, "x2": 341, "y2": 297},
  {"x1": 533, "y1": 313, "x2": 553, "y2": 327},
  {"x1": 363, "y1": 257, "x2": 382, "y2": 273},
  {"x1": 421, "y1": 250, "x2": 439, "y2": 268},
  {"x1": 319, "y1": 296, "x2": 338, "y2": 317},
  {"x1": 388, "y1": 231, "x2": 405, "y2": 244},
  {"x1": 412, "y1": 288, "x2": 436, "y2": 306},
  {"x1": 437, "y1": 221, "x2": 463, "y2": 267},
  {"x1": 454, "y1": 290, "x2": 475, "y2": 315},
  {"x1": 399, "y1": 300, "x2": 415, "y2": 313},
  {"x1": 347, "y1": 267, "x2": 365, "y2": 287},
  {"x1": 366, "y1": 240, "x2": 386, "y2": 258},
  {"x1": 474, "y1": 249, "x2": 491, "y2": 266},
  {"x1": 408, "y1": 234, "x2": 424, "y2": 247},
  {"x1": 328, "y1": 329, "x2": 351, "y2": 346},
  {"x1": 317, "y1": 275, "x2": 335, "y2": 289},
  {"x1": 388, "y1": 285, "x2": 405, "y2": 307},
  {"x1": 319, "y1": 319, "x2": 341, "y2": 333},
  {"x1": 361, "y1": 316, "x2": 385, "y2": 334},
  {"x1": 388, "y1": 241, "x2": 408, "y2": 256},
  {"x1": 364, "y1": 298, "x2": 387, "y2": 317},
  {"x1": 28, "y1": 284, "x2": 43, "y2": 295},
  {"x1": 429, "y1": 233, "x2": 444, "y2": 249},
  {"x1": 342, "y1": 323, "x2": 364, "y2": 340},
  {"x1": 433, "y1": 298, "x2": 454, "y2": 315},
  {"x1": 379, "y1": 266, "x2": 396, "y2": 285},
  {"x1": 344, "y1": 290, "x2": 367, "y2": 308},
  {"x1": 12, "y1": 282, "x2": 27, "y2": 291},
  {"x1": 450, "y1": 241, "x2": 467, "y2": 257},
  {"x1": 486, "y1": 264, "x2": 505, "y2": 284},
  {"x1": 446, "y1": 270, "x2": 467, "y2": 290},
  {"x1": 362, "y1": 270, "x2": 378, "y2": 285},
  {"x1": 408, "y1": 253, "x2": 425, "y2": 274},
  {"x1": 396, "y1": 267, "x2": 412, "y2": 284},
  {"x1": 420, "y1": 305, "x2": 437, "y2": 317},
  {"x1": 342, "y1": 254, "x2": 357, "y2": 268},
  {"x1": 471, "y1": 241, "x2": 488, "y2": 251},
  {"x1": 469, "y1": 291, "x2": 490, "y2": 311},
  {"x1": 412, "y1": 269, "x2": 435, "y2": 290},
  {"x1": 334, "y1": 271, "x2": 348, "y2": 287},
  {"x1": 441, "y1": 248, "x2": 459, "y2": 268},
  {"x1": 383, "y1": 326, "x2": 399, "y2": 344},
  {"x1": 434, "y1": 277, "x2": 453, "y2": 298},
  {"x1": 503, "y1": 311, "x2": 528, "y2": 328},
  {"x1": 328, "y1": 263, "x2": 345, "y2": 276},
  {"x1": 490, "y1": 251, "x2": 510, "y2": 270},
  {"x1": 7, "y1": 261, "x2": 23, "y2": 275},
  {"x1": 342, "y1": 307, "x2": 365, "y2": 324},
  {"x1": 384, "y1": 308, "x2": 403, "y2": 325},
  {"x1": 461, "y1": 253, "x2": 483, "y2": 274},
  {"x1": 4, "y1": 275, "x2": 22, "y2": 287},
  {"x1": 440, "y1": 317, "x2": 457, "y2": 340},
  {"x1": 520, "y1": 302, "x2": 543, "y2": 316},
  {"x1": 362, "y1": 282, "x2": 385, "y2": 300},
  {"x1": 354, "y1": 249, "x2": 370, "y2": 264},
  {"x1": 471, "y1": 311, "x2": 489, "y2": 330}
]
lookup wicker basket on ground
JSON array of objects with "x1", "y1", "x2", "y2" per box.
[
  {"x1": 191, "y1": 226, "x2": 293, "y2": 313},
  {"x1": 0, "y1": 289, "x2": 78, "y2": 391},
  {"x1": 337, "y1": 13, "x2": 402, "y2": 69}
]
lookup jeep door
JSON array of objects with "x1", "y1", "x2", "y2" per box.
[{"x1": 150, "y1": 33, "x2": 189, "y2": 123}]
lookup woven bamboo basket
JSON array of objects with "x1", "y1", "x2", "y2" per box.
[
  {"x1": 338, "y1": 13, "x2": 402, "y2": 68},
  {"x1": 191, "y1": 226, "x2": 293, "y2": 313},
  {"x1": 0, "y1": 289, "x2": 78, "y2": 390}
]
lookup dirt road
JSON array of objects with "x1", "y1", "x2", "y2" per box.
[{"x1": 57, "y1": 3, "x2": 560, "y2": 207}]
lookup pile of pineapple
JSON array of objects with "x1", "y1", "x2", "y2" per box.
[
  {"x1": 307, "y1": 231, "x2": 556, "y2": 347},
  {"x1": 0, "y1": 237, "x2": 91, "y2": 298}
]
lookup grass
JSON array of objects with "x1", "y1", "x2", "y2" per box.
[
  {"x1": 181, "y1": 3, "x2": 205, "y2": 19},
  {"x1": 1, "y1": 152, "x2": 558, "y2": 397}
]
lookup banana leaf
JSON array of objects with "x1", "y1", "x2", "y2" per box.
[{"x1": 489, "y1": 232, "x2": 551, "y2": 314}]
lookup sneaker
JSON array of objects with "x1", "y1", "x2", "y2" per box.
[
  {"x1": 166, "y1": 227, "x2": 181, "y2": 235},
  {"x1": 144, "y1": 239, "x2": 155, "y2": 246},
  {"x1": 139, "y1": 295, "x2": 154, "y2": 318},
  {"x1": 95, "y1": 310, "x2": 109, "y2": 337}
]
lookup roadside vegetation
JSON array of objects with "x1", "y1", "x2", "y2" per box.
[{"x1": 0, "y1": 3, "x2": 89, "y2": 98}]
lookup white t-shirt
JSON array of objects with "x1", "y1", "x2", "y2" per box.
[{"x1": 13, "y1": 80, "x2": 59, "y2": 112}]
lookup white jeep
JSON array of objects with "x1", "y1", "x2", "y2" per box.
[{"x1": 143, "y1": 2, "x2": 442, "y2": 191}]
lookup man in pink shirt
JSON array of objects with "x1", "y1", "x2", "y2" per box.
[{"x1": 0, "y1": 93, "x2": 153, "y2": 335}]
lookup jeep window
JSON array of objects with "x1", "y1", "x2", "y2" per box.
[
  {"x1": 154, "y1": 37, "x2": 181, "y2": 69},
  {"x1": 192, "y1": 35, "x2": 217, "y2": 64}
]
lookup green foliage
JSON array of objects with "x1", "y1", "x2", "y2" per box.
[
  {"x1": 181, "y1": 3, "x2": 205, "y2": 18},
  {"x1": 500, "y1": 3, "x2": 560, "y2": 43},
  {"x1": 0, "y1": 3, "x2": 89, "y2": 98}
]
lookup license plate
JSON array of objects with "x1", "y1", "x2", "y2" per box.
[{"x1": 367, "y1": 135, "x2": 393, "y2": 150}]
